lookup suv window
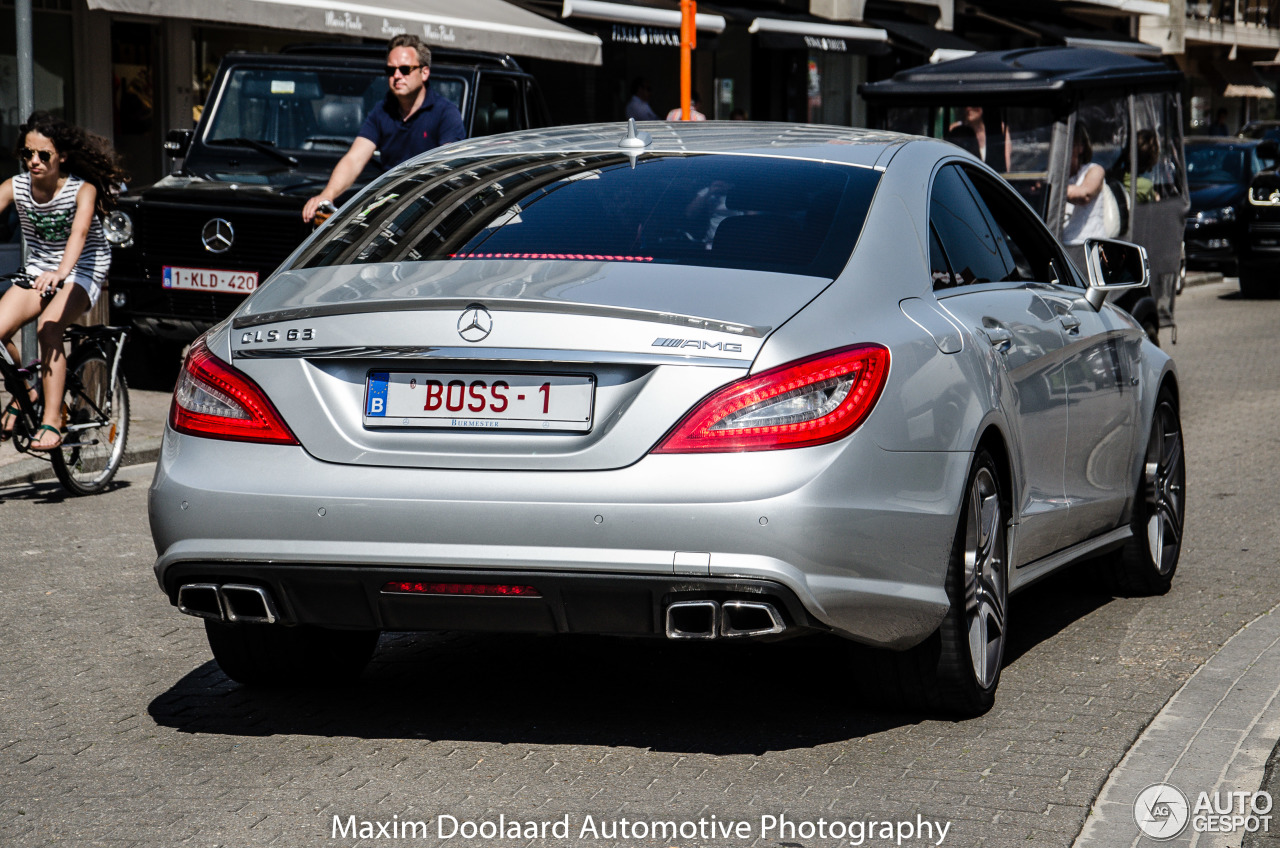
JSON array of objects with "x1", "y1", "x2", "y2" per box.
[
  {"x1": 474, "y1": 75, "x2": 521, "y2": 136},
  {"x1": 294, "y1": 152, "x2": 881, "y2": 278},
  {"x1": 929, "y1": 164, "x2": 1011, "y2": 287},
  {"x1": 205, "y1": 67, "x2": 385, "y2": 152}
]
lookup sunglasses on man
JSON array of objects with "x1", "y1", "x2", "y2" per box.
[
  {"x1": 385, "y1": 64, "x2": 423, "y2": 77},
  {"x1": 18, "y1": 148, "x2": 54, "y2": 164}
]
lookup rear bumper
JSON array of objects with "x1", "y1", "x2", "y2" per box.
[
  {"x1": 150, "y1": 429, "x2": 967, "y2": 649},
  {"x1": 161, "y1": 563, "x2": 822, "y2": 636}
]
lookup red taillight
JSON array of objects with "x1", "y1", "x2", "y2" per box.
[
  {"x1": 382, "y1": 581, "x2": 542, "y2": 597},
  {"x1": 170, "y1": 337, "x2": 299, "y2": 445},
  {"x1": 652, "y1": 344, "x2": 890, "y2": 453}
]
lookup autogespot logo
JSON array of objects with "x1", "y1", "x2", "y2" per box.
[{"x1": 1135, "y1": 783, "x2": 1190, "y2": 840}]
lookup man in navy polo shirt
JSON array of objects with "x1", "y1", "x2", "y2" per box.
[{"x1": 302, "y1": 34, "x2": 465, "y2": 222}]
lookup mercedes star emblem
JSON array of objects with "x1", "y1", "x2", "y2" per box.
[
  {"x1": 201, "y1": 218, "x2": 235, "y2": 253},
  {"x1": 457, "y1": 305, "x2": 493, "y2": 342}
]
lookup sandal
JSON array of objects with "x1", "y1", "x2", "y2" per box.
[
  {"x1": 27, "y1": 423, "x2": 63, "y2": 452},
  {"x1": 0, "y1": 402, "x2": 19, "y2": 443}
]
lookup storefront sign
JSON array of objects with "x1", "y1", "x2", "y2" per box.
[
  {"x1": 804, "y1": 35, "x2": 848, "y2": 52},
  {"x1": 423, "y1": 23, "x2": 458, "y2": 43},
  {"x1": 324, "y1": 10, "x2": 365, "y2": 32},
  {"x1": 611, "y1": 24, "x2": 681, "y2": 47}
]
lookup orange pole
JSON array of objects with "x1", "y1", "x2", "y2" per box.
[{"x1": 680, "y1": 0, "x2": 696, "y2": 120}]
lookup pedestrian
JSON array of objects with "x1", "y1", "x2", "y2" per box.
[
  {"x1": 302, "y1": 35, "x2": 465, "y2": 222},
  {"x1": 666, "y1": 91, "x2": 707, "y2": 122},
  {"x1": 625, "y1": 78, "x2": 658, "y2": 121},
  {"x1": 0, "y1": 111, "x2": 125, "y2": 451},
  {"x1": 1209, "y1": 108, "x2": 1230, "y2": 137}
]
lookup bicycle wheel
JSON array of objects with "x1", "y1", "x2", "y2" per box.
[{"x1": 52, "y1": 349, "x2": 129, "y2": 496}]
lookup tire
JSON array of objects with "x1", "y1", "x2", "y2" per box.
[
  {"x1": 1238, "y1": 265, "x2": 1272, "y2": 299},
  {"x1": 887, "y1": 450, "x2": 1009, "y2": 717},
  {"x1": 204, "y1": 621, "x2": 379, "y2": 687},
  {"x1": 1104, "y1": 390, "x2": 1185, "y2": 596},
  {"x1": 52, "y1": 349, "x2": 129, "y2": 496}
]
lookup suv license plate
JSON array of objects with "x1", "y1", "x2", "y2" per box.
[
  {"x1": 365, "y1": 371, "x2": 595, "y2": 432},
  {"x1": 162, "y1": 266, "x2": 259, "y2": 294}
]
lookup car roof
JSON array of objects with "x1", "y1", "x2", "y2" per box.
[
  {"x1": 422, "y1": 122, "x2": 907, "y2": 169},
  {"x1": 861, "y1": 46, "x2": 1183, "y2": 102}
]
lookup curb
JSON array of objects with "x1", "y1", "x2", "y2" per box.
[
  {"x1": 1185, "y1": 271, "x2": 1224, "y2": 288},
  {"x1": 0, "y1": 436, "x2": 162, "y2": 490}
]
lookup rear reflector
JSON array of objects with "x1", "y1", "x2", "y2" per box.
[{"x1": 382, "y1": 581, "x2": 542, "y2": 597}]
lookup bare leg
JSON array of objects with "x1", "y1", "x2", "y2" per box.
[
  {"x1": 28, "y1": 284, "x2": 90, "y2": 450},
  {"x1": 0, "y1": 286, "x2": 45, "y2": 435}
]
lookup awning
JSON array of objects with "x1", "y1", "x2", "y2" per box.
[
  {"x1": 86, "y1": 0, "x2": 604, "y2": 65},
  {"x1": 561, "y1": 0, "x2": 726, "y2": 32},
  {"x1": 1213, "y1": 59, "x2": 1276, "y2": 99},
  {"x1": 747, "y1": 16, "x2": 888, "y2": 54},
  {"x1": 871, "y1": 17, "x2": 980, "y2": 62}
]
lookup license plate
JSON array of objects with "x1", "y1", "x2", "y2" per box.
[
  {"x1": 365, "y1": 371, "x2": 595, "y2": 431},
  {"x1": 162, "y1": 266, "x2": 259, "y2": 294}
]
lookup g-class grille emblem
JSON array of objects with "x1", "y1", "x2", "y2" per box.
[
  {"x1": 201, "y1": 218, "x2": 235, "y2": 253},
  {"x1": 457, "y1": 305, "x2": 493, "y2": 342}
]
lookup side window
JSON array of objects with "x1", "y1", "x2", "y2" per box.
[
  {"x1": 929, "y1": 224, "x2": 957, "y2": 289},
  {"x1": 473, "y1": 75, "x2": 522, "y2": 136},
  {"x1": 929, "y1": 164, "x2": 1012, "y2": 287},
  {"x1": 526, "y1": 80, "x2": 553, "y2": 129},
  {"x1": 963, "y1": 167, "x2": 1073, "y2": 286}
]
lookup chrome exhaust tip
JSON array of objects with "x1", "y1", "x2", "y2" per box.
[
  {"x1": 720, "y1": 601, "x2": 785, "y2": 638},
  {"x1": 665, "y1": 600, "x2": 719, "y2": 639},
  {"x1": 218, "y1": 584, "x2": 280, "y2": 624},
  {"x1": 177, "y1": 583, "x2": 224, "y2": 620}
]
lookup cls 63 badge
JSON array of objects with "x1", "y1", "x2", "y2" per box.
[{"x1": 241, "y1": 328, "x2": 314, "y2": 344}]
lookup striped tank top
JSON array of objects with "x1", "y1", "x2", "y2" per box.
[{"x1": 15, "y1": 171, "x2": 111, "y2": 286}]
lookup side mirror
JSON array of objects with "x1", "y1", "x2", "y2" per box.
[
  {"x1": 163, "y1": 128, "x2": 194, "y2": 158},
  {"x1": 1083, "y1": 238, "x2": 1149, "y2": 310}
]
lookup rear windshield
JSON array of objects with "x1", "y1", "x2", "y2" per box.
[{"x1": 292, "y1": 151, "x2": 881, "y2": 278}]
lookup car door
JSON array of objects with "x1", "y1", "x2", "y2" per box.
[
  {"x1": 928, "y1": 163, "x2": 1071, "y2": 566},
  {"x1": 964, "y1": 168, "x2": 1140, "y2": 540}
]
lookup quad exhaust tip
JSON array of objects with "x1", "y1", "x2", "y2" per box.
[
  {"x1": 177, "y1": 583, "x2": 280, "y2": 624},
  {"x1": 665, "y1": 600, "x2": 785, "y2": 640}
]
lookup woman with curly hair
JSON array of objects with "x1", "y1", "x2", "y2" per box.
[{"x1": 0, "y1": 111, "x2": 127, "y2": 451}]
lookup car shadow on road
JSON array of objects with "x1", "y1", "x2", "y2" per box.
[{"x1": 149, "y1": 632, "x2": 925, "y2": 754}]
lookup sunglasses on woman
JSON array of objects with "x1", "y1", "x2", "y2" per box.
[
  {"x1": 385, "y1": 64, "x2": 422, "y2": 77},
  {"x1": 18, "y1": 148, "x2": 54, "y2": 164}
]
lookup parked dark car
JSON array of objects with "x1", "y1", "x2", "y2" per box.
[
  {"x1": 106, "y1": 45, "x2": 551, "y2": 343},
  {"x1": 1183, "y1": 135, "x2": 1272, "y2": 273},
  {"x1": 1241, "y1": 139, "x2": 1280, "y2": 297}
]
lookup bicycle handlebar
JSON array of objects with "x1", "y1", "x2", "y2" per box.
[{"x1": 4, "y1": 272, "x2": 64, "y2": 298}]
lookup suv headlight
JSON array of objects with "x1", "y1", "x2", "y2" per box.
[
  {"x1": 103, "y1": 210, "x2": 134, "y2": 248},
  {"x1": 1195, "y1": 206, "x2": 1236, "y2": 223}
]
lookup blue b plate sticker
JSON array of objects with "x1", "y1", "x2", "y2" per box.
[{"x1": 366, "y1": 372, "x2": 389, "y2": 417}]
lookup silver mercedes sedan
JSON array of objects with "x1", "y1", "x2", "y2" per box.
[{"x1": 151, "y1": 122, "x2": 1184, "y2": 715}]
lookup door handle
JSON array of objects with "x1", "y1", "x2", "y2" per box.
[
  {"x1": 1059, "y1": 313, "x2": 1081, "y2": 334},
  {"x1": 981, "y1": 326, "x2": 1013, "y2": 353}
]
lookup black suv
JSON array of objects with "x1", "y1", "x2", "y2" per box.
[
  {"x1": 1239, "y1": 139, "x2": 1280, "y2": 297},
  {"x1": 107, "y1": 45, "x2": 550, "y2": 341}
]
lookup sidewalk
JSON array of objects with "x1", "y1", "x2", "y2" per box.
[{"x1": 0, "y1": 385, "x2": 170, "y2": 488}]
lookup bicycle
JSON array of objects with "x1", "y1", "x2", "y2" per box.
[{"x1": 1, "y1": 272, "x2": 130, "y2": 495}]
